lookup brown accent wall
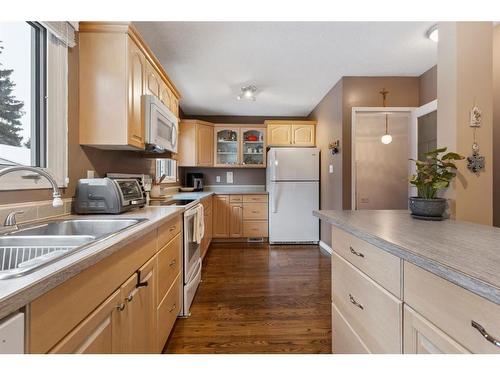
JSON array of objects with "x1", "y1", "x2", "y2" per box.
[
  {"x1": 309, "y1": 76, "x2": 420, "y2": 246},
  {"x1": 419, "y1": 65, "x2": 437, "y2": 106},
  {"x1": 0, "y1": 35, "x2": 158, "y2": 205},
  {"x1": 492, "y1": 25, "x2": 500, "y2": 227}
]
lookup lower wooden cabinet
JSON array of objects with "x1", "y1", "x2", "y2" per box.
[
  {"x1": 403, "y1": 305, "x2": 470, "y2": 354},
  {"x1": 230, "y1": 203, "x2": 243, "y2": 237},
  {"x1": 157, "y1": 273, "x2": 182, "y2": 352},
  {"x1": 49, "y1": 289, "x2": 122, "y2": 354},
  {"x1": 213, "y1": 195, "x2": 230, "y2": 238}
]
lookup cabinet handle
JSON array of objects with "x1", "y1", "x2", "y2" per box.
[
  {"x1": 169, "y1": 259, "x2": 176, "y2": 267},
  {"x1": 169, "y1": 226, "x2": 176, "y2": 232},
  {"x1": 349, "y1": 294, "x2": 364, "y2": 310},
  {"x1": 127, "y1": 293, "x2": 134, "y2": 302},
  {"x1": 471, "y1": 321, "x2": 500, "y2": 348},
  {"x1": 169, "y1": 303, "x2": 176, "y2": 313},
  {"x1": 251, "y1": 210, "x2": 259, "y2": 214},
  {"x1": 349, "y1": 246, "x2": 365, "y2": 258},
  {"x1": 116, "y1": 303, "x2": 126, "y2": 311}
]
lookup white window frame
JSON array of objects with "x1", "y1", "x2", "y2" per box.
[{"x1": 0, "y1": 22, "x2": 73, "y2": 191}]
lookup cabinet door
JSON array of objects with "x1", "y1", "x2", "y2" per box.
[
  {"x1": 229, "y1": 203, "x2": 243, "y2": 238},
  {"x1": 212, "y1": 195, "x2": 230, "y2": 238},
  {"x1": 215, "y1": 127, "x2": 240, "y2": 166},
  {"x1": 291, "y1": 124, "x2": 315, "y2": 146},
  {"x1": 49, "y1": 289, "x2": 122, "y2": 354},
  {"x1": 241, "y1": 128, "x2": 266, "y2": 167},
  {"x1": 403, "y1": 306, "x2": 470, "y2": 354},
  {"x1": 159, "y1": 81, "x2": 172, "y2": 108},
  {"x1": 197, "y1": 124, "x2": 214, "y2": 166},
  {"x1": 267, "y1": 125, "x2": 291, "y2": 146},
  {"x1": 127, "y1": 38, "x2": 146, "y2": 149},
  {"x1": 170, "y1": 96, "x2": 179, "y2": 117},
  {"x1": 145, "y1": 61, "x2": 161, "y2": 98},
  {"x1": 129, "y1": 257, "x2": 156, "y2": 353}
]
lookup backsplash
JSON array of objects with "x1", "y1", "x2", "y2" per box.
[
  {"x1": 0, "y1": 198, "x2": 73, "y2": 225},
  {"x1": 179, "y1": 167, "x2": 266, "y2": 186}
]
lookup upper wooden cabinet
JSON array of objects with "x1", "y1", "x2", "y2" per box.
[
  {"x1": 213, "y1": 125, "x2": 266, "y2": 168},
  {"x1": 265, "y1": 120, "x2": 316, "y2": 147},
  {"x1": 178, "y1": 120, "x2": 214, "y2": 167},
  {"x1": 79, "y1": 22, "x2": 181, "y2": 150}
]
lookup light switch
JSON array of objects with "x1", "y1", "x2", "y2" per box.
[
  {"x1": 216, "y1": 176, "x2": 221, "y2": 183},
  {"x1": 329, "y1": 165, "x2": 334, "y2": 174},
  {"x1": 226, "y1": 171, "x2": 233, "y2": 184}
]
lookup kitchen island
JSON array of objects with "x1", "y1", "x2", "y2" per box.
[{"x1": 314, "y1": 209, "x2": 500, "y2": 354}]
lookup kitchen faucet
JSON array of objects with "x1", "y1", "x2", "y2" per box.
[{"x1": 0, "y1": 166, "x2": 63, "y2": 208}]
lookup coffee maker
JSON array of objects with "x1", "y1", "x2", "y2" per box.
[{"x1": 186, "y1": 172, "x2": 204, "y2": 191}]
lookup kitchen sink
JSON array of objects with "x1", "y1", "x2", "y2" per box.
[{"x1": 0, "y1": 218, "x2": 147, "y2": 280}]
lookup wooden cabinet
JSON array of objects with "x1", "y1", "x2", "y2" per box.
[
  {"x1": 211, "y1": 125, "x2": 267, "y2": 168},
  {"x1": 201, "y1": 196, "x2": 213, "y2": 259},
  {"x1": 49, "y1": 290, "x2": 122, "y2": 354},
  {"x1": 265, "y1": 120, "x2": 316, "y2": 147},
  {"x1": 79, "y1": 22, "x2": 181, "y2": 150},
  {"x1": 403, "y1": 306, "x2": 470, "y2": 354},
  {"x1": 178, "y1": 120, "x2": 214, "y2": 167},
  {"x1": 230, "y1": 203, "x2": 243, "y2": 237},
  {"x1": 213, "y1": 195, "x2": 230, "y2": 238}
]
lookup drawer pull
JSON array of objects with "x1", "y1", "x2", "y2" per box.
[
  {"x1": 169, "y1": 259, "x2": 177, "y2": 267},
  {"x1": 127, "y1": 293, "x2": 134, "y2": 302},
  {"x1": 251, "y1": 210, "x2": 259, "y2": 214},
  {"x1": 471, "y1": 321, "x2": 500, "y2": 348},
  {"x1": 116, "y1": 303, "x2": 126, "y2": 311},
  {"x1": 169, "y1": 226, "x2": 176, "y2": 232},
  {"x1": 349, "y1": 293, "x2": 364, "y2": 310},
  {"x1": 169, "y1": 303, "x2": 177, "y2": 313},
  {"x1": 349, "y1": 246, "x2": 365, "y2": 258}
]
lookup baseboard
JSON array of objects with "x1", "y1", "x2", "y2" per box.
[{"x1": 319, "y1": 240, "x2": 333, "y2": 255}]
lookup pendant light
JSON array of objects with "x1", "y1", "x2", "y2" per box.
[{"x1": 381, "y1": 113, "x2": 393, "y2": 144}]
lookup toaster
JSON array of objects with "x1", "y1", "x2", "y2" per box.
[{"x1": 74, "y1": 178, "x2": 146, "y2": 214}]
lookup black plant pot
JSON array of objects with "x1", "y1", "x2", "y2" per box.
[{"x1": 408, "y1": 197, "x2": 447, "y2": 220}]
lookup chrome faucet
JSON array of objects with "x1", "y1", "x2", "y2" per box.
[{"x1": 0, "y1": 166, "x2": 63, "y2": 208}]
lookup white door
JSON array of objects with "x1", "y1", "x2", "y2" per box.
[
  {"x1": 269, "y1": 181, "x2": 319, "y2": 243},
  {"x1": 268, "y1": 148, "x2": 320, "y2": 181}
]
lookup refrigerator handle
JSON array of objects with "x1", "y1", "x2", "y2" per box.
[{"x1": 272, "y1": 183, "x2": 278, "y2": 213}]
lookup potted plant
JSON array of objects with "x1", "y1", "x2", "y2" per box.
[{"x1": 409, "y1": 147, "x2": 464, "y2": 220}]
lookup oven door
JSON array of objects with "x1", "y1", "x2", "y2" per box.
[
  {"x1": 144, "y1": 95, "x2": 178, "y2": 153},
  {"x1": 183, "y1": 206, "x2": 201, "y2": 282}
]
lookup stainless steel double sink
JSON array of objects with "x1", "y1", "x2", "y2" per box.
[{"x1": 0, "y1": 218, "x2": 147, "y2": 280}]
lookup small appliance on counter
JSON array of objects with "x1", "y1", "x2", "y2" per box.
[
  {"x1": 74, "y1": 177, "x2": 146, "y2": 214},
  {"x1": 185, "y1": 172, "x2": 204, "y2": 191}
]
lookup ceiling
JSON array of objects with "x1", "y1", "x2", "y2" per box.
[{"x1": 134, "y1": 22, "x2": 437, "y2": 117}]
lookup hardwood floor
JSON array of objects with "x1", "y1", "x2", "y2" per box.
[{"x1": 164, "y1": 242, "x2": 331, "y2": 354}]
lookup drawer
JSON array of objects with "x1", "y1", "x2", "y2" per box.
[
  {"x1": 229, "y1": 195, "x2": 243, "y2": 203},
  {"x1": 243, "y1": 221, "x2": 268, "y2": 237},
  {"x1": 332, "y1": 227, "x2": 401, "y2": 297},
  {"x1": 156, "y1": 232, "x2": 182, "y2": 305},
  {"x1": 404, "y1": 261, "x2": 500, "y2": 354},
  {"x1": 243, "y1": 194, "x2": 268, "y2": 203},
  {"x1": 157, "y1": 215, "x2": 182, "y2": 249},
  {"x1": 332, "y1": 302, "x2": 370, "y2": 354},
  {"x1": 157, "y1": 272, "x2": 182, "y2": 353},
  {"x1": 332, "y1": 252, "x2": 402, "y2": 353},
  {"x1": 243, "y1": 202, "x2": 268, "y2": 220}
]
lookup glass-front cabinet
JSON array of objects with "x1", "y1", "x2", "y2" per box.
[
  {"x1": 241, "y1": 128, "x2": 266, "y2": 167},
  {"x1": 215, "y1": 127, "x2": 240, "y2": 166},
  {"x1": 214, "y1": 125, "x2": 267, "y2": 168}
]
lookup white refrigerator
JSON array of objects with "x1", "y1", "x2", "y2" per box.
[{"x1": 266, "y1": 147, "x2": 320, "y2": 244}]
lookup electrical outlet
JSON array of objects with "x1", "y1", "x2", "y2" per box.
[
  {"x1": 216, "y1": 176, "x2": 221, "y2": 183},
  {"x1": 86, "y1": 170, "x2": 95, "y2": 179},
  {"x1": 329, "y1": 165, "x2": 334, "y2": 174},
  {"x1": 360, "y1": 197, "x2": 369, "y2": 204},
  {"x1": 226, "y1": 171, "x2": 233, "y2": 184}
]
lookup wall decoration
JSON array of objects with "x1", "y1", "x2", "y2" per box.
[
  {"x1": 329, "y1": 140, "x2": 340, "y2": 155},
  {"x1": 470, "y1": 106, "x2": 482, "y2": 127},
  {"x1": 466, "y1": 104, "x2": 485, "y2": 174}
]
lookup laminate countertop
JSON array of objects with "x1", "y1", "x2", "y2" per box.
[
  {"x1": 314, "y1": 210, "x2": 500, "y2": 305},
  {"x1": 0, "y1": 206, "x2": 184, "y2": 320}
]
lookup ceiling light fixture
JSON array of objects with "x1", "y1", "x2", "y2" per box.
[
  {"x1": 426, "y1": 24, "x2": 438, "y2": 42},
  {"x1": 381, "y1": 113, "x2": 393, "y2": 145},
  {"x1": 237, "y1": 85, "x2": 257, "y2": 101}
]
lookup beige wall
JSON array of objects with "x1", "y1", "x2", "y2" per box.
[
  {"x1": 493, "y1": 25, "x2": 500, "y2": 227},
  {"x1": 419, "y1": 65, "x2": 437, "y2": 106},
  {"x1": 0, "y1": 35, "x2": 161, "y2": 205},
  {"x1": 438, "y1": 22, "x2": 493, "y2": 225}
]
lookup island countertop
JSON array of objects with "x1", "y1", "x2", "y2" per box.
[{"x1": 313, "y1": 210, "x2": 500, "y2": 305}]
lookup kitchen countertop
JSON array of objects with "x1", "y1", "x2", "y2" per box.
[
  {"x1": 0, "y1": 206, "x2": 184, "y2": 320},
  {"x1": 314, "y1": 210, "x2": 500, "y2": 305}
]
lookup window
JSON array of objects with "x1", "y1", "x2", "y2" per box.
[
  {"x1": 0, "y1": 22, "x2": 46, "y2": 167},
  {"x1": 155, "y1": 158, "x2": 178, "y2": 184}
]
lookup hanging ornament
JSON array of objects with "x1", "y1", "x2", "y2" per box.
[{"x1": 466, "y1": 104, "x2": 485, "y2": 174}]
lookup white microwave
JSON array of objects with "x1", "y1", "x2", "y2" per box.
[{"x1": 143, "y1": 95, "x2": 178, "y2": 153}]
